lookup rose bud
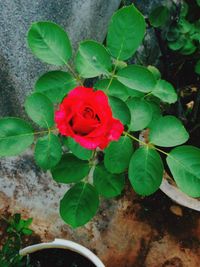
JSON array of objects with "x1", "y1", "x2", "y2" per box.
[{"x1": 55, "y1": 86, "x2": 124, "y2": 150}]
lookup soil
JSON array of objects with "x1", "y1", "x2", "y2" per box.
[
  {"x1": 136, "y1": 190, "x2": 199, "y2": 245},
  {"x1": 27, "y1": 248, "x2": 96, "y2": 267}
]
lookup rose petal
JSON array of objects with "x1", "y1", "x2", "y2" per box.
[
  {"x1": 108, "y1": 118, "x2": 124, "y2": 141},
  {"x1": 68, "y1": 86, "x2": 93, "y2": 99},
  {"x1": 74, "y1": 135, "x2": 101, "y2": 150},
  {"x1": 72, "y1": 113, "x2": 100, "y2": 135}
]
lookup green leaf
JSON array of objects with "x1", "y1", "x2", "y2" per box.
[
  {"x1": 23, "y1": 218, "x2": 33, "y2": 228},
  {"x1": 0, "y1": 259, "x2": 9, "y2": 267},
  {"x1": 167, "y1": 146, "x2": 200, "y2": 197},
  {"x1": 149, "y1": 6, "x2": 170, "y2": 28},
  {"x1": 107, "y1": 5, "x2": 145, "y2": 60},
  {"x1": 195, "y1": 60, "x2": 200, "y2": 75},
  {"x1": 25, "y1": 93, "x2": 54, "y2": 128},
  {"x1": 191, "y1": 32, "x2": 200, "y2": 42},
  {"x1": 94, "y1": 79, "x2": 128, "y2": 101},
  {"x1": 27, "y1": 21, "x2": 72, "y2": 65},
  {"x1": 94, "y1": 165, "x2": 125, "y2": 198},
  {"x1": 117, "y1": 65, "x2": 156, "y2": 93},
  {"x1": 168, "y1": 37, "x2": 186, "y2": 51},
  {"x1": 180, "y1": 2, "x2": 189, "y2": 17},
  {"x1": 152, "y1": 79, "x2": 178, "y2": 104},
  {"x1": 147, "y1": 65, "x2": 161, "y2": 80},
  {"x1": 13, "y1": 213, "x2": 21, "y2": 225},
  {"x1": 104, "y1": 136, "x2": 133, "y2": 174},
  {"x1": 180, "y1": 39, "x2": 196, "y2": 55},
  {"x1": 147, "y1": 102, "x2": 162, "y2": 128},
  {"x1": 22, "y1": 228, "x2": 33, "y2": 235},
  {"x1": 60, "y1": 182, "x2": 99, "y2": 228},
  {"x1": 167, "y1": 27, "x2": 181, "y2": 42},
  {"x1": 126, "y1": 88, "x2": 145, "y2": 98},
  {"x1": 35, "y1": 71, "x2": 77, "y2": 103},
  {"x1": 63, "y1": 137, "x2": 92, "y2": 160},
  {"x1": 94, "y1": 79, "x2": 144, "y2": 100},
  {"x1": 149, "y1": 115, "x2": 189, "y2": 147},
  {"x1": 75, "y1": 40, "x2": 112, "y2": 78},
  {"x1": 0, "y1": 118, "x2": 34, "y2": 156},
  {"x1": 129, "y1": 147, "x2": 163, "y2": 196},
  {"x1": 108, "y1": 96, "x2": 131, "y2": 125},
  {"x1": 179, "y1": 19, "x2": 193, "y2": 34},
  {"x1": 51, "y1": 154, "x2": 89, "y2": 183},
  {"x1": 126, "y1": 98, "x2": 152, "y2": 131},
  {"x1": 197, "y1": 0, "x2": 200, "y2": 7},
  {"x1": 34, "y1": 133, "x2": 62, "y2": 170}
]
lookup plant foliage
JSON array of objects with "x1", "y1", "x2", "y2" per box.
[
  {"x1": 0, "y1": 3, "x2": 199, "y2": 229},
  {"x1": 0, "y1": 214, "x2": 33, "y2": 267}
]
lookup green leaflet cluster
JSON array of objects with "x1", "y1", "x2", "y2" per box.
[
  {"x1": 0, "y1": 5, "x2": 200, "y2": 229},
  {"x1": 166, "y1": 2, "x2": 200, "y2": 56},
  {"x1": 0, "y1": 214, "x2": 33, "y2": 267},
  {"x1": 149, "y1": 1, "x2": 200, "y2": 73}
]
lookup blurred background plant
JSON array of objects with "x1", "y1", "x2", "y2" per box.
[
  {"x1": 0, "y1": 214, "x2": 33, "y2": 267},
  {"x1": 147, "y1": 0, "x2": 200, "y2": 140}
]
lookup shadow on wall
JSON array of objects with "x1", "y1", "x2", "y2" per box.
[
  {"x1": 0, "y1": 54, "x2": 22, "y2": 117},
  {"x1": 0, "y1": 0, "x2": 121, "y2": 117}
]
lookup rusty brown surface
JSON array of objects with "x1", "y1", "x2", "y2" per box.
[{"x1": 0, "y1": 151, "x2": 200, "y2": 267}]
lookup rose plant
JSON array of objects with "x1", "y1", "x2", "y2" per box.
[{"x1": 0, "y1": 5, "x2": 200, "y2": 228}]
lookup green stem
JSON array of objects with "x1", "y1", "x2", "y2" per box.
[
  {"x1": 124, "y1": 131, "x2": 146, "y2": 146},
  {"x1": 84, "y1": 149, "x2": 97, "y2": 183},
  {"x1": 143, "y1": 92, "x2": 153, "y2": 99},
  {"x1": 105, "y1": 69, "x2": 117, "y2": 94},
  {"x1": 123, "y1": 131, "x2": 169, "y2": 156},
  {"x1": 105, "y1": 50, "x2": 123, "y2": 93},
  {"x1": 33, "y1": 128, "x2": 57, "y2": 136},
  {"x1": 66, "y1": 63, "x2": 84, "y2": 86},
  {"x1": 154, "y1": 146, "x2": 169, "y2": 156},
  {"x1": 89, "y1": 149, "x2": 97, "y2": 167}
]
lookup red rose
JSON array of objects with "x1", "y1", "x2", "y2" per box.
[{"x1": 55, "y1": 86, "x2": 124, "y2": 149}]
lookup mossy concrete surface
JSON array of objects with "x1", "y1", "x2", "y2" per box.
[{"x1": 0, "y1": 150, "x2": 199, "y2": 267}]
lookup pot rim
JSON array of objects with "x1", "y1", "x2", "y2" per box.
[
  {"x1": 19, "y1": 238, "x2": 105, "y2": 267},
  {"x1": 160, "y1": 173, "x2": 200, "y2": 212}
]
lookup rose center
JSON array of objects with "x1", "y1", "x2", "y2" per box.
[{"x1": 82, "y1": 107, "x2": 95, "y2": 119}]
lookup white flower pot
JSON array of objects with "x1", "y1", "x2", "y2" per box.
[{"x1": 20, "y1": 238, "x2": 105, "y2": 267}]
